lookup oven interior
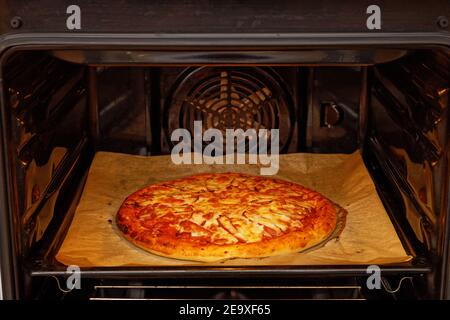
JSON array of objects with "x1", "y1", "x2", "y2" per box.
[{"x1": 0, "y1": 47, "x2": 449, "y2": 300}]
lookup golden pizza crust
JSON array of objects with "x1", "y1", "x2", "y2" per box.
[{"x1": 119, "y1": 225, "x2": 336, "y2": 262}]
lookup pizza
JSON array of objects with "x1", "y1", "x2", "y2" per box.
[{"x1": 116, "y1": 172, "x2": 342, "y2": 262}]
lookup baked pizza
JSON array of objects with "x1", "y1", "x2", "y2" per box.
[{"x1": 116, "y1": 172, "x2": 341, "y2": 262}]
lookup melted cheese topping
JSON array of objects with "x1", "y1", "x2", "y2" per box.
[{"x1": 126, "y1": 173, "x2": 327, "y2": 245}]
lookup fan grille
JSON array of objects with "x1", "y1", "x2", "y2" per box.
[{"x1": 165, "y1": 67, "x2": 293, "y2": 151}]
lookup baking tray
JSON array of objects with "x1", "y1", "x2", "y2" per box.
[{"x1": 56, "y1": 151, "x2": 412, "y2": 267}]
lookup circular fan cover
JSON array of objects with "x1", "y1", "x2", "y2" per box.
[{"x1": 165, "y1": 67, "x2": 294, "y2": 152}]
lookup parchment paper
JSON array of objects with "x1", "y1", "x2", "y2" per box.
[{"x1": 56, "y1": 151, "x2": 412, "y2": 266}]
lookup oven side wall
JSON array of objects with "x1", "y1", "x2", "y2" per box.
[
  {"x1": 367, "y1": 49, "x2": 450, "y2": 298},
  {"x1": 0, "y1": 51, "x2": 20, "y2": 300}
]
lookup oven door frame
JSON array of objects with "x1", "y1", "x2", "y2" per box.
[{"x1": 1, "y1": 1, "x2": 450, "y2": 298}]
